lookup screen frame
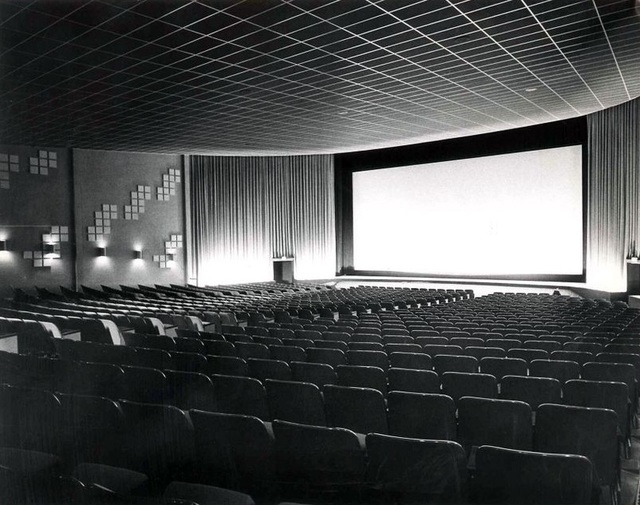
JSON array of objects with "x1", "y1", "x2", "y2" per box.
[{"x1": 334, "y1": 118, "x2": 588, "y2": 282}]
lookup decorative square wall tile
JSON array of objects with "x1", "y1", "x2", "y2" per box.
[
  {"x1": 29, "y1": 150, "x2": 57, "y2": 176},
  {"x1": 156, "y1": 167, "x2": 181, "y2": 201}
]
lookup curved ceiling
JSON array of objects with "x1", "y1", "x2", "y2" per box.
[{"x1": 1, "y1": 0, "x2": 640, "y2": 155}]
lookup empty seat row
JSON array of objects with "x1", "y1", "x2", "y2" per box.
[{"x1": 0, "y1": 383, "x2": 606, "y2": 504}]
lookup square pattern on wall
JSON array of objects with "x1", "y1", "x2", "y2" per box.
[
  {"x1": 154, "y1": 233, "x2": 183, "y2": 269},
  {"x1": 88, "y1": 204, "x2": 118, "y2": 242},
  {"x1": 42, "y1": 226, "x2": 69, "y2": 243},
  {"x1": 124, "y1": 184, "x2": 151, "y2": 220},
  {"x1": 22, "y1": 225, "x2": 68, "y2": 268},
  {"x1": 0, "y1": 152, "x2": 20, "y2": 189},
  {"x1": 23, "y1": 250, "x2": 53, "y2": 268},
  {"x1": 157, "y1": 168, "x2": 181, "y2": 201},
  {"x1": 29, "y1": 150, "x2": 57, "y2": 175}
]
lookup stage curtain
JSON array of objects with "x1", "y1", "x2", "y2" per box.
[
  {"x1": 189, "y1": 155, "x2": 335, "y2": 286},
  {"x1": 587, "y1": 97, "x2": 640, "y2": 291}
]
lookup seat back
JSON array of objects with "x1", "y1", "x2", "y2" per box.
[
  {"x1": 550, "y1": 350, "x2": 594, "y2": 367},
  {"x1": 535, "y1": 403, "x2": 618, "y2": 488},
  {"x1": 365, "y1": 433, "x2": 467, "y2": 501},
  {"x1": 474, "y1": 445, "x2": 592, "y2": 505},
  {"x1": 272, "y1": 419, "x2": 366, "y2": 489},
  {"x1": 465, "y1": 346, "x2": 506, "y2": 360},
  {"x1": 387, "y1": 368, "x2": 440, "y2": 394},
  {"x1": 306, "y1": 348, "x2": 346, "y2": 367},
  {"x1": 528, "y1": 359, "x2": 580, "y2": 384},
  {"x1": 479, "y1": 357, "x2": 527, "y2": 381},
  {"x1": 457, "y1": 396, "x2": 532, "y2": 456},
  {"x1": 58, "y1": 393, "x2": 125, "y2": 467},
  {"x1": 0, "y1": 384, "x2": 64, "y2": 455},
  {"x1": 164, "y1": 370, "x2": 216, "y2": 411},
  {"x1": 190, "y1": 410, "x2": 275, "y2": 493},
  {"x1": 234, "y1": 342, "x2": 270, "y2": 360},
  {"x1": 59, "y1": 361, "x2": 126, "y2": 399},
  {"x1": 269, "y1": 345, "x2": 306, "y2": 364},
  {"x1": 174, "y1": 337, "x2": 206, "y2": 354},
  {"x1": 387, "y1": 391, "x2": 456, "y2": 440},
  {"x1": 336, "y1": 365, "x2": 387, "y2": 395},
  {"x1": 265, "y1": 379, "x2": 326, "y2": 426},
  {"x1": 290, "y1": 361, "x2": 336, "y2": 388},
  {"x1": 433, "y1": 354, "x2": 478, "y2": 374},
  {"x1": 581, "y1": 361, "x2": 636, "y2": 399},
  {"x1": 119, "y1": 400, "x2": 195, "y2": 489},
  {"x1": 211, "y1": 374, "x2": 269, "y2": 420},
  {"x1": 122, "y1": 365, "x2": 168, "y2": 404},
  {"x1": 441, "y1": 372, "x2": 498, "y2": 403},
  {"x1": 206, "y1": 355, "x2": 248, "y2": 377},
  {"x1": 500, "y1": 375, "x2": 561, "y2": 411},
  {"x1": 346, "y1": 350, "x2": 389, "y2": 370},
  {"x1": 563, "y1": 379, "x2": 629, "y2": 439},
  {"x1": 324, "y1": 385, "x2": 388, "y2": 434},
  {"x1": 247, "y1": 358, "x2": 291, "y2": 382},
  {"x1": 170, "y1": 351, "x2": 208, "y2": 374},
  {"x1": 388, "y1": 352, "x2": 432, "y2": 371},
  {"x1": 422, "y1": 344, "x2": 464, "y2": 357},
  {"x1": 507, "y1": 348, "x2": 549, "y2": 362}
]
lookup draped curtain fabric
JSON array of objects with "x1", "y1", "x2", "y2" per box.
[
  {"x1": 189, "y1": 155, "x2": 335, "y2": 286},
  {"x1": 587, "y1": 97, "x2": 640, "y2": 291}
]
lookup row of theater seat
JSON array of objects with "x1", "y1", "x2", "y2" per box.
[
  {"x1": 1, "y1": 347, "x2": 633, "y2": 430},
  {"x1": 0, "y1": 383, "x2": 608, "y2": 504},
  {"x1": 4, "y1": 341, "x2": 638, "y2": 404}
]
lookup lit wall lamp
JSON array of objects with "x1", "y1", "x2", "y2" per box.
[
  {"x1": 96, "y1": 246, "x2": 107, "y2": 257},
  {"x1": 134, "y1": 249, "x2": 143, "y2": 260},
  {"x1": 43, "y1": 242, "x2": 60, "y2": 259}
]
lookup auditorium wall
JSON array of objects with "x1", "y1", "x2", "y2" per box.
[
  {"x1": 0, "y1": 143, "x2": 75, "y2": 297},
  {"x1": 0, "y1": 145, "x2": 186, "y2": 297},
  {"x1": 73, "y1": 149, "x2": 186, "y2": 288}
]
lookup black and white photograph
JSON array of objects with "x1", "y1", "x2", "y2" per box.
[{"x1": 2, "y1": 1, "x2": 640, "y2": 504}]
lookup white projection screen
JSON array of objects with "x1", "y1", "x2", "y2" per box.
[{"x1": 352, "y1": 145, "x2": 584, "y2": 278}]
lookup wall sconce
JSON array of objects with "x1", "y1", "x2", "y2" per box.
[
  {"x1": 43, "y1": 242, "x2": 60, "y2": 259},
  {"x1": 134, "y1": 249, "x2": 143, "y2": 260},
  {"x1": 0, "y1": 240, "x2": 6, "y2": 251},
  {"x1": 96, "y1": 246, "x2": 107, "y2": 257}
]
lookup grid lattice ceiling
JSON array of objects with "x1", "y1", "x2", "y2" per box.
[{"x1": 1, "y1": 0, "x2": 640, "y2": 155}]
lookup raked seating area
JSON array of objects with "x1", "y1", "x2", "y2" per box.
[{"x1": 0, "y1": 284, "x2": 639, "y2": 505}]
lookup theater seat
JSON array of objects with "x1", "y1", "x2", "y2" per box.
[
  {"x1": 272, "y1": 419, "x2": 366, "y2": 494},
  {"x1": 387, "y1": 368, "x2": 440, "y2": 394},
  {"x1": 265, "y1": 379, "x2": 326, "y2": 426},
  {"x1": 336, "y1": 365, "x2": 386, "y2": 395},
  {"x1": 457, "y1": 396, "x2": 532, "y2": 463},
  {"x1": 535, "y1": 403, "x2": 619, "y2": 504},
  {"x1": 365, "y1": 434, "x2": 467, "y2": 503},
  {"x1": 474, "y1": 445, "x2": 592, "y2": 505},
  {"x1": 290, "y1": 361, "x2": 336, "y2": 388},
  {"x1": 324, "y1": 385, "x2": 387, "y2": 435},
  {"x1": 211, "y1": 374, "x2": 269, "y2": 420},
  {"x1": 0, "y1": 447, "x2": 63, "y2": 505},
  {"x1": 387, "y1": 391, "x2": 456, "y2": 440},
  {"x1": 118, "y1": 400, "x2": 195, "y2": 491},
  {"x1": 189, "y1": 410, "x2": 275, "y2": 494},
  {"x1": 441, "y1": 372, "x2": 498, "y2": 403}
]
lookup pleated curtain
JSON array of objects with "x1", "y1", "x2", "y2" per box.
[
  {"x1": 189, "y1": 155, "x2": 335, "y2": 286},
  {"x1": 587, "y1": 97, "x2": 640, "y2": 291}
]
